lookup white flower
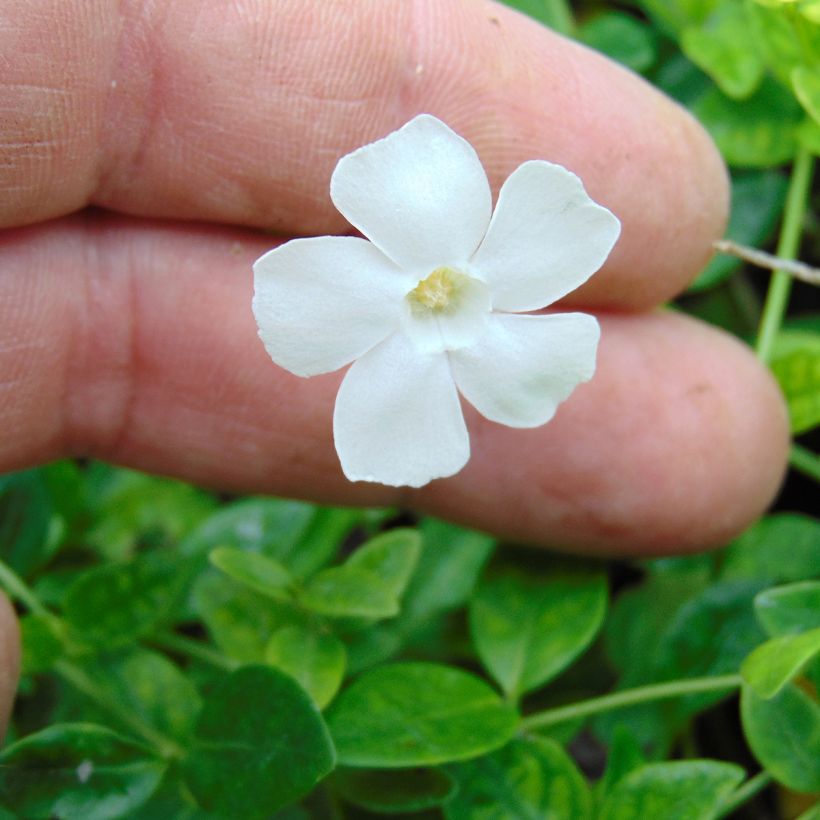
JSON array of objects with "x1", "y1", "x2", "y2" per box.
[{"x1": 253, "y1": 115, "x2": 620, "y2": 488}]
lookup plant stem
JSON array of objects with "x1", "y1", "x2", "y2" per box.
[
  {"x1": 542, "y1": 0, "x2": 575, "y2": 36},
  {"x1": 755, "y1": 146, "x2": 815, "y2": 363},
  {"x1": 715, "y1": 771, "x2": 773, "y2": 819},
  {"x1": 0, "y1": 557, "x2": 57, "y2": 623},
  {"x1": 521, "y1": 674, "x2": 742, "y2": 731},
  {"x1": 790, "y1": 443, "x2": 820, "y2": 483},
  {"x1": 150, "y1": 630, "x2": 237, "y2": 671},
  {"x1": 54, "y1": 659, "x2": 185, "y2": 760}
]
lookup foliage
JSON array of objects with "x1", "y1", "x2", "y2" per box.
[{"x1": 1, "y1": 0, "x2": 820, "y2": 817}]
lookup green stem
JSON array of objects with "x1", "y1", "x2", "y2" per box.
[
  {"x1": 715, "y1": 771, "x2": 773, "y2": 819},
  {"x1": 790, "y1": 443, "x2": 820, "y2": 483},
  {"x1": 542, "y1": 0, "x2": 575, "y2": 37},
  {"x1": 150, "y1": 630, "x2": 237, "y2": 671},
  {"x1": 54, "y1": 659, "x2": 184, "y2": 760},
  {"x1": 755, "y1": 146, "x2": 815, "y2": 363},
  {"x1": 0, "y1": 557, "x2": 58, "y2": 624},
  {"x1": 521, "y1": 674, "x2": 742, "y2": 731}
]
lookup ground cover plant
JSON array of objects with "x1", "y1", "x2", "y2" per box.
[{"x1": 0, "y1": 0, "x2": 819, "y2": 817}]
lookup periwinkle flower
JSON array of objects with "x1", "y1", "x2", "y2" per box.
[{"x1": 253, "y1": 115, "x2": 620, "y2": 487}]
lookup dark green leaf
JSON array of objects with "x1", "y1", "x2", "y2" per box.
[
  {"x1": 299, "y1": 566, "x2": 399, "y2": 619},
  {"x1": 579, "y1": 12, "x2": 657, "y2": 73},
  {"x1": 445, "y1": 737, "x2": 591, "y2": 820},
  {"x1": 63, "y1": 552, "x2": 186, "y2": 649},
  {"x1": 693, "y1": 77, "x2": 803, "y2": 166},
  {"x1": 688, "y1": 169, "x2": 788, "y2": 292},
  {"x1": 403, "y1": 519, "x2": 495, "y2": 623},
  {"x1": 741, "y1": 627, "x2": 820, "y2": 698},
  {"x1": 20, "y1": 613, "x2": 64, "y2": 675},
  {"x1": 327, "y1": 662, "x2": 519, "y2": 767},
  {"x1": 755, "y1": 580, "x2": 820, "y2": 636},
  {"x1": 719, "y1": 514, "x2": 820, "y2": 584},
  {"x1": 599, "y1": 726, "x2": 647, "y2": 799},
  {"x1": 209, "y1": 547, "x2": 293, "y2": 601},
  {"x1": 598, "y1": 760, "x2": 744, "y2": 820},
  {"x1": 184, "y1": 666, "x2": 335, "y2": 818},
  {"x1": 82, "y1": 649, "x2": 202, "y2": 741},
  {"x1": 0, "y1": 723, "x2": 165, "y2": 820},
  {"x1": 681, "y1": 3, "x2": 763, "y2": 98},
  {"x1": 333, "y1": 767, "x2": 456, "y2": 814},
  {"x1": 597, "y1": 580, "x2": 764, "y2": 754},
  {"x1": 83, "y1": 465, "x2": 215, "y2": 560},
  {"x1": 0, "y1": 470, "x2": 55, "y2": 577},
  {"x1": 469, "y1": 567, "x2": 607, "y2": 697},
  {"x1": 265, "y1": 625, "x2": 346, "y2": 709},
  {"x1": 346, "y1": 528, "x2": 422, "y2": 599},
  {"x1": 741, "y1": 682, "x2": 820, "y2": 792}
]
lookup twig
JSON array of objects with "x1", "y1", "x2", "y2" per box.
[{"x1": 713, "y1": 239, "x2": 820, "y2": 286}]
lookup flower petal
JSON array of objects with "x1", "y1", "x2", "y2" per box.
[
  {"x1": 253, "y1": 236, "x2": 412, "y2": 377},
  {"x1": 333, "y1": 332, "x2": 469, "y2": 487},
  {"x1": 449, "y1": 312, "x2": 600, "y2": 428},
  {"x1": 330, "y1": 115, "x2": 492, "y2": 272},
  {"x1": 470, "y1": 161, "x2": 621, "y2": 312}
]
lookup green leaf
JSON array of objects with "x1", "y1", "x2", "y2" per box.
[
  {"x1": 82, "y1": 649, "x2": 202, "y2": 741},
  {"x1": 770, "y1": 331, "x2": 820, "y2": 434},
  {"x1": 755, "y1": 580, "x2": 820, "y2": 636},
  {"x1": 0, "y1": 470, "x2": 55, "y2": 577},
  {"x1": 191, "y1": 571, "x2": 296, "y2": 663},
  {"x1": 265, "y1": 625, "x2": 346, "y2": 709},
  {"x1": 682, "y1": 3, "x2": 763, "y2": 98},
  {"x1": 469, "y1": 567, "x2": 607, "y2": 698},
  {"x1": 741, "y1": 682, "x2": 820, "y2": 792},
  {"x1": 332, "y1": 767, "x2": 456, "y2": 814},
  {"x1": 20, "y1": 613, "x2": 64, "y2": 675},
  {"x1": 638, "y1": 0, "x2": 722, "y2": 35},
  {"x1": 688, "y1": 169, "x2": 788, "y2": 292},
  {"x1": 693, "y1": 77, "x2": 803, "y2": 166},
  {"x1": 598, "y1": 760, "x2": 744, "y2": 820},
  {"x1": 63, "y1": 552, "x2": 186, "y2": 649},
  {"x1": 209, "y1": 547, "x2": 294, "y2": 601},
  {"x1": 598, "y1": 725, "x2": 647, "y2": 799},
  {"x1": 501, "y1": 0, "x2": 574, "y2": 36},
  {"x1": 445, "y1": 736, "x2": 592, "y2": 820},
  {"x1": 741, "y1": 627, "x2": 820, "y2": 698},
  {"x1": 579, "y1": 11, "x2": 658, "y2": 73},
  {"x1": 184, "y1": 666, "x2": 335, "y2": 818},
  {"x1": 793, "y1": 65, "x2": 820, "y2": 126},
  {"x1": 746, "y1": 3, "x2": 812, "y2": 86},
  {"x1": 404, "y1": 519, "x2": 496, "y2": 622},
  {"x1": 346, "y1": 528, "x2": 422, "y2": 600},
  {"x1": 0, "y1": 723, "x2": 165, "y2": 820},
  {"x1": 597, "y1": 580, "x2": 764, "y2": 754},
  {"x1": 719, "y1": 514, "x2": 820, "y2": 584},
  {"x1": 180, "y1": 498, "x2": 362, "y2": 579},
  {"x1": 82, "y1": 465, "x2": 215, "y2": 561},
  {"x1": 326, "y1": 662, "x2": 519, "y2": 768},
  {"x1": 798, "y1": 116, "x2": 820, "y2": 155},
  {"x1": 299, "y1": 565, "x2": 399, "y2": 619}
]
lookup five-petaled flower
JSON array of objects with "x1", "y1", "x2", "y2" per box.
[{"x1": 253, "y1": 115, "x2": 620, "y2": 488}]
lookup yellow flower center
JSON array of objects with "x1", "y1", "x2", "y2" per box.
[{"x1": 406, "y1": 267, "x2": 467, "y2": 315}]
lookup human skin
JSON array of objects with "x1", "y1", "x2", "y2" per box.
[{"x1": 0, "y1": 0, "x2": 790, "y2": 735}]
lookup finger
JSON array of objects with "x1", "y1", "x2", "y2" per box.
[
  {"x1": 0, "y1": 215, "x2": 787, "y2": 554},
  {"x1": 1, "y1": 0, "x2": 725, "y2": 309},
  {"x1": 0, "y1": 594, "x2": 19, "y2": 741}
]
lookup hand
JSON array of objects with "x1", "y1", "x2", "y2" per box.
[{"x1": 0, "y1": 0, "x2": 788, "y2": 729}]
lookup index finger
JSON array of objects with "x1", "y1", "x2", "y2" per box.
[{"x1": 0, "y1": 0, "x2": 727, "y2": 309}]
